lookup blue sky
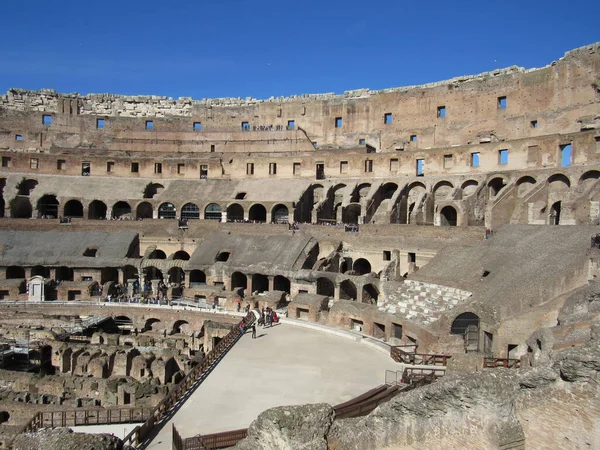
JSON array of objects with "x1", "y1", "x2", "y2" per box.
[{"x1": 0, "y1": 0, "x2": 597, "y2": 99}]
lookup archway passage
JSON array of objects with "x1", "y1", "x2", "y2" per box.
[
  {"x1": 362, "y1": 284, "x2": 379, "y2": 304},
  {"x1": 122, "y1": 265, "x2": 137, "y2": 282},
  {"x1": 343, "y1": 204, "x2": 361, "y2": 224},
  {"x1": 252, "y1": 273, "x2": 269, "y2": 293},
  {"x1": 353, "y1": 258, "x2": 372, "y2": 276},
  {"x1": 6, "y1": 266, "x2": 25, "y2": 279},
  {"x1": 148, "y1": 249, "x2": 167, "y2": 259},
  {"x1": 158, "y1": 202, "x2": 176, "y2": 219},
  {"x1": 173, "y1": 320, "x2": 190, "y2": 334},
  {"x1": 316, "y1": 277, "x2": 334, "y2": 297},
  {"x1": 271, "y1": 204, "x2": 289, "y2": 223},
  {"x1": 89, "y1": 200, "x2": 107, "y2": 220},
  {"x1": 0, "y1": 411, "x2": 10, "y2": 424},
  {"x1": 227, "y1": 204, "x2": 244, "y2": 222},
  {"x1": 143, "y1": 318, "x2": 161, "y2": 332},
  {"x1": 189, "y1": 270, "x2": 206, "y2": 286},
  {"x1": 136, "y1": 202, "x2": 153, "y2": 219},
  {"x1": 112, "y1": 201, "x2": 132, "y2": 218},
  {"x1": 249, "y1": 204, "x2": 267, "y2": 223},
  {"x1": 461, "y1": 180, "x2": 479, "y2": 196},
  {"x1": 516, "y1": 176, "x2": 536, "y2": 198},
  {"x1": 273, "y1": 275, "x2": 290, "y2": 294},
  {"x1": 37, "y1": 195, "x2": 59, "y2": 218},
  {"x1": 143, "y1": 266, "x2": 163, "y2": 281},
  {"x1": 143, "y1": 183, "x2": 164, "y2": 199},
  {"x1": 172, "y1": 250, "x2": 190, "y2": 261},
  {"x1": 451, "y1": 312, "x2": 480, "y2": 336},
  {"x1": 487, "y1": 178, "x2": 506, "y2": 198},
  {"x1": 181, "y1": 203, "x2": 200, "y2": 220},
  {"x1": 168, "y1": 267, "x2": 185, "y2": 285},
  {"x1": 205, "y1": 203, "x2": 221, "y2": 220},
  {"x1": 231, "y1": 272, "x2": 247, "y2": 290},
  {"x1": 339, "y1": 280, "x2": 357, "y2": 300},
  {"x1": 440, "y1": 205, "x2": 457, "y2": 226},
  {"x1": 550, "y1": 201, "x2": 561, "y2": 225},
  {"x1": 63, "y1": 200, "x2": 83, "y2": 218},
  {"x1": 11, "y1": 197, "x2": 32, "y2": 218}
]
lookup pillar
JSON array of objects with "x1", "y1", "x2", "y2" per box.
[
  {"x1": 356, "y1": 285, "x2": 364, "y2": 303},
  {"x1": 266, "y1": 211, "x2": 272, "y2": 223},
  {"x1": 333, "y1": 283, "x2": 341, "y2": 301},
  {"x1": 246, "y1": 274, "x2": 253, "y2": 295},
  {"x1": 268, "y1": 276, "x2": 274, "y2": 292},
  {"x1": 221, "y1": 211, "x2": 227, "y2": 223}
]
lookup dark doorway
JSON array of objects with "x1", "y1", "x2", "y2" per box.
[{"x1": 440, "y1": 205, "x2": 457, "y2": 226}]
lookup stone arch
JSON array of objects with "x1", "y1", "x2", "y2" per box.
[
  {"x1": 56, "y1": 266, "x2": 74, "y2": 282},
  {"x1": 31, "y1": 266, "x2": 50, "y2": 278},
  {"x1": 316, "y1": 277, "x2": 334, "y2": 297},
  {"x1": 17, "y1": 178, "x2": 38, "y2": 196},
  {"x1": 181, "y1": 203, "x2": 200, "y2": 220},
  {"x1": 362, "y1": 284, "x2": 379, "y2": 304},
  {"x1": 63, "y1": 199, "x2": 83, "y2": 218},
  {"x1": 547, "y1": 173, "x2": 571, "y2": 190},
  {"x1": 37, "y1": 194, "x2": 59, "y2": 218},
  {"x1": 249, "y1": 204, "x2": 267, "y2": 222},
  {"x1": 339, "y1": 279, "x2": 357, "y2": 300},
  {"x1": 487, "y1": 177, "x2": 507, "y2": 198},
  {"x1": 580, "y1": 170, "x2": 600, "y2": 185},
  {"x1": 171, "y1": 250, "x2": 190, "y2": 261},
  {"x1": 168, "y1": 267, "x2": 185, "y2": 285},
  {"x1": 136, "y1": 202, "x2": 153, "y2": 219},
  {"x1": 88, "y1": 200, "x2": 108, "y2": 220},
  {"x1": 0, "y1": 411, "x2": 10, "y2": 424},
  {"x1": 351, "y1": 183, "x2": 371, "y2": 203},
  {"x1": 148, "y1": 249, "x2": 167, "y2": 259},
  {"x1": 101, "y1": 268, "x2": 119, "y2": 284},
  {"x1": 143, "y1": 318, "x2": 161, "y2": 332},
  {"x1": 440, "y1": 205, "x2": 457, "y2": 226},
  {"x1": 550, "y1": 201, "x2": 562, "y2": 225},
  {"x1": 216, "y1": 251, "x2": 230, "y2": 262},
  {"x1": 204, "y1": 203, "x2": 222, "y2": 220},
  {"x1": 10, "y1": 197, "x2": 32, "y2": 218},
  {"x1": 461, "y1": 180, "x2": 479, "y2": 196},
  {"x1": 271, "y1": 204, "x2": 289, "y2": 223},
  {"x1": 273, "y1": 275, "x2": 290, "y2": 294},
  {"x1": 122, "y1": 265, "x2": 137, "y2": 281},
  {"x1": 158, "y1": 202, "x2": 176, "y2": 219},
  {"x1": 227, "y1": 203, "x2": 244, "y2": 222},
  {"x1": 112, "y1": 201, "x2": 132, "y2": 218},
  {"x1": 173, "y1": 320, "x2": 190, "y2": 334},
  {"x1": 451, "y1": 312, "x2": 480, "y2": 335},
  {"x1": 252, "y1": 273, "x2": 269, "y2": 293},
  {"x1": 516, "y1": 176, "x2": 537, "y2": 198},
  {"x1": 6, "y1": 266, "x2": 25, "y2": 279},
  {"x1": 353, "y1": 258, "x2": 372, "y2": 275},
  {"x1": 143, "y1": 183, "x2": 164, "y2": 199},
  {"x1": 381, "y1": 183, "x2": 398, "y2": 200},
  {"x1": 231, "y1": 272, "x2": 246, "y2": 289},
  {"x1": 143, "y1": 266, "x2": 163, "y2": 281},
  {"x1": 343, "y1": 203, "x2": 361, "y2": 224},
  {"x1": 433, "y1": 180, "x2": 454, "y2": 199},
  {"x1": 189, "y1": 270, "x2": 206, "y2": 286}
]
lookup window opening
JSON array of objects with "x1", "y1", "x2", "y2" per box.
[
  {"x1": 416, "y1": 159, "x2": 424, "y2": 176},
  {"x1": 335, "y1": 117, "x2": 342, "y2": 128},
  {"x1": 145, "y1": 121, "x2": 154, "y2": 130},
  {"x1": 96, "y1": 118, "x2": 105, "y2": 129},
  {"x1": 384, "y1": 113, "x2": 392, "y2": 124},
  {"x1": 131, "y1": 162, "x2": 139, "y2": 173},
  {"x1": 437, "y1": 106, "x2": 446, "y2": 118},
  {"x1": 498, "y1": 149, "x2": 509, "y2": 165},
  {"x1": 471, "y1": 152, "x2": 480, "y2": 167},
  {"x1": 498, "y1": 96, "x2": 507, "y2": 109},
  {"x1": 193, "y1": 122, "x2": 202, "y2": 131}
]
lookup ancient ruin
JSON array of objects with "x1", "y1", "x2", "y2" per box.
[{"x1": 0, "y1": 42, "x2": 598, "y2": 449}]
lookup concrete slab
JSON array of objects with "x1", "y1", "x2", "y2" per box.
[{"x1": 146, "y1": 322, "x2": 400, "y2": 450}]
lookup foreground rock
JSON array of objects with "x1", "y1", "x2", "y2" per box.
[{"x1": 12, "y1": 428, "x2": 125, "y2": 450}]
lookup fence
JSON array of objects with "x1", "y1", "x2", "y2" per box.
[
  {"x1": 390, "y1": 345, "x2": 451, "y2": 366},
  {"x1": 483, "y1": 357, "x2": 521, "y2": 369}
]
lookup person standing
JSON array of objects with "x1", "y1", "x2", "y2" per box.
[{"x1": 251, "y1": 324, "x2": 256, "y2": 339}]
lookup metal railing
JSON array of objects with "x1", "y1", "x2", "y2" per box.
[
  {"x1": 390, "y1": 345, "x2": 451, "y2": 366},
  {"x1": 483, "y1": 357, "x2": 521, "y2": 369}
]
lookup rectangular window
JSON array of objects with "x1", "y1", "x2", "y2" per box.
[
  {"x1": 410, "y1": 135, "x2": 417, "y2": 142},
  {"x1": 293, "y1": 162, "x2": 301, "y2": 175},
  {"x1": 560, "y1": 144, "x2": 572, "y2": 168},
  {"x1": 2, "y1": 157, "x2": 11, "y2": 168},
  {"x1": 364, "y1": 160, "x2": 373, "y2": 173},
  {"x1": 408, "y1": 252, "x2": 416, "y2": 263},
  {"x1": 96, "y1": 118, "x2": 105, "y2": 129},
  {"x1": 106, "y1": 161, "x2": 114, "y2": 172},
  {"x1": 241, "y1": 121, "x2": 250, "y2": 131},
  {"x1": 443, "y1": 154, "x2": 453, "y2": 169},
  {"x1": 193, "y1": 122, "x2": 202, "y2": 131},
  {"x1": 437, "y1": 106, "x2": 446, "y2": 118},
  {"x1": 498, "y1": 149, "x2": 509, "y2": 165},
  {"x1": 471, "y1": 152, "x2": 480, "y2": 167},
  {"x1": 287, "y1": 120, "x2": 295, "y2": 130},
  {"x1": 335, "y1": 117, "x2": 342, "y2": 128},
  {"x1": 416, "y1": 159, "x2": 424, "y2": 176},
  {"x1": 177, "y1": 163, "x2": 185, "y2": 174},
  {"x1": 384, "y1": 113, "x2": 392, "y2": 124},
  {"x1": 154, "y1": 162, "x2": 162, "y2": 174},
  {"x1": 81, "y1": 162, "x2": 90, "y2": 176},
  {"x1": 246, "y1": 163, "x2": 254, "y2": 175},
  {"x1": 390, "y1": 158, "x2": 399, "y2": 172},
  {"x1": 42, "y1": 115, "x2": 52, "y2": 125},
  {"x1": 316, "y1": 163, "x2": 325, "y2": 180},
  {"x1": 498, "y1": 96, "x2": 507, "y2": 109},
  {"x1": 530, "y1": 120, "x2": 538, "y2": 128},
  {"x1": 269, "y1": 162, "x2": 277, "y2": 175},
  {"x1": 145, "y1": 120, "x2": 154, "y2": 130},
  {"x1": 200, "y1": 165, "x2": 208, "y2": 179},
  {"x1": 210, "y1": 144, "x2": 215, "y2": 152},
  {"x1": 131, "y1": 162, "x2": 139, "y2": 173},
  {"x1": 56, "y1": 159, "x2": 66, "y2": 170},
  {"x1": 30, "y1": 158, "x2": 39, "y2": 169},
  {"x1": 383, "y1": 250, "x2": 391, "y2": 261},
  {"x1": 358, "y1": 138, "x2": 366, "y2": 145},
  {"x1": 340, "y1": 161, "x2": 348, "y2": 174},
  {"x1": 15, "y1": 134, "x2": 23, "y2": 141}
]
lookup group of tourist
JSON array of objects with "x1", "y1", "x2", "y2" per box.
[
  {"x1": 258, "y1": 307, "x2": 279, "y2": 328},
  {"x1": 241, "y1": 124, "x2": 294, "y2": 132},
  {"x1": 485, "y1": 228, "x2": 494, "y2": 239}
]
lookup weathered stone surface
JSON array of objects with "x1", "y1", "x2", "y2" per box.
[
  {"x1": 12, "y1": 428, "x2": 124, "y2": 450},
  {"x1": 553, "y1": 342, "x2": 600, "y2": 382}
]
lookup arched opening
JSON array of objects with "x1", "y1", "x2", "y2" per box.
[
  {"x1": 316, "y1": 277, "x2": 334, "y2": 297},
  {"x1": 173, "y1": 320, "x2": 190, "y2": 334},
  {"x1": 17, "y1": 179, "x2": 38, "y2": 196},
  {"x1": 63, "y1": 200, "x2": 83, "y2": 218},
  {"x1": 31, "y1": 266, "x2": 50, "y2": 278},
  {"x1": 88, "y1": 200, "x2": 107, "y2": 220},
  {"x1": 548, "y1": 173, "x2": 571, "y2": 190},
  {"x1": 158, "y1": 202, "x2": 176, "y2": 219},
  {"x1": 252, "y1": 273, "x2": 269, "y2": 293},
  {"x1": 350, "y1": 183, "x2": 371, "y2": 203},
  {"x1": 122, "y1": 265, "x2": 137, "y2": 282},
  {"x1": 516, "y1": 176, "x2": 537, "y2": 198},
  {"x1": 433, "y1": 181, "x2": 454, "y2": 199},
  {"x1": 248, "y1": 204, "x2": 267, "y2": 223},
  {"x1": 37, "y1": 195, "x2": 59, "y2": 218},
  {"x1": 143, "y1": 266, "x2": 163, "y2": 282},
  {"x1": 136, "y1": 202, "x2": 153, "y2": 219},
  {"x1": 10, "y1": 197, "x2": 32, "y2": 218},
  {"x1": 362, "y1": 284, "x2": 379, "y2": 304},
  {"x1": 0, "y1": 411, "x2": 10, "y2": 424},
  {"x1": 6, "y1": 266, "x2": 25, "y2": 279},
  {"x1": 227, "y1": 203, "x2": 244, "y2": 222},
  {"x1": 451, "y1": 312, "x2": 480, "y2": 336},
  {"x1": 343, "y1": 204, "x2": 361, "y2": 224},
  {"x1": 143, "y1": 183, "x2": 164, "y2": 199},
  {"x1": 271, "y1": 204, "x2": 289, "y2": 223},
  {"x1": 101, "y1": 267, "x2": 119, "y2": 284},
  {"x1": 231, "y1": 272, "x2": 247, "y2": 290},
  {"x1": 353, "y1": 258, "x2": 372, "y2": 275},
  {"x1": 550, "y1": 201, "x2": 562, "y2": 225},
  {"x1": 181, "y1": 203, "x2": 200, "y2": 220},
  {"x1": 189, "y1": 270, "x2": 206, "y2": 286},
  {"x1": 382, "y1": 183, "x2": 398, "y2": 200},
  {"x1": 143, "y1": 318, "x2": 161, "y2": 332},
  {"x1": 112, "y1": 201, "x2": 132, "y2": 219},
  {"x1": 487, "y1": 177, "x2": 506, "y2": 198},
  {"x1": 148, "y1": 249, "x2": 167, "y2": 259},
  {"x1": 339, "y1": 280, "x2": 357, "y2": 300},
  {"x1": 273, "y1": 275, "x2": 290, "y2": 294},
  {"x1": 204, "y1": 203, "x2": 222, "y2": 220},
  {"x1": 461, "y1": 180, "x2": 479, "y2": 196},
  {"x1": 440, "y1": 205, "x2": 457, "y2": 226},
  {"x1": 216, "y1": 251, "x2": 230, "y2": 262},
  {"x1": 55, "y1": 266, "x2": 74, "y2": 282},
  {"x1": 172, "y1": 250, "x2": 190, "y2": 261},
  {"x1": 114, "y1": 316, "x2": 133, "y2": 332},
  {"x1": 168, "y1": 267, "x2": 185, "y2": 285}
]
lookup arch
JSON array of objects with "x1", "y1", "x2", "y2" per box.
[
  {"x1": 31, "y1": 266, "x2": 50, "y2": 278},
  {"x1": 136, "y1": 202, "x2": 153, "y2": 219},
  {"x1": 516, "y1": 176, "x2": 537, "y2": 198},
  {"x1": 547, "y1": 173, "x2": 571, "y2": 189},
  {"x1": 339, "y1": 279, "x2": 357, "y2": 300},
  {"x1": 37, "y1": 194, "x2": 59, "y2": 218},
  {"x1": 143, "y1": 266, "x2": 163, "y2": 281},
  {"x1": 173, "y1": 320, "x2": 190, "y2": 334},
  {"x1": 122, "y1": 265, "x2": 137, "y2": 282},
  {"x1": 487, "y1": 177, "x2": 506, "y2": 198},
  {"x1": 63, "y1": 200, "x2": 83, "y2": 218},
  {"x1": 172, "y1": 250, "x2": 190, "y2": 261},
  {"x1": 0, "y1": 411, "x2": 10, "y2": 424},
  {"x1": 101, "y1": 267, "x2": 119, "y2": 284},
  {"x1": 248, "y1": 204, "x2": 267, "y2": 223},
  {"x1": 550, "y1": 201, "x2": 562, "y2": 225},
  {"x1": 351, "y1": 183, "x2": 371, "y2": 203},
  {"x1": 158, "y1": 202, "x2": 176, "y2": 219},
  {"x1": 168, "y1": 267, "x2": 185, "y2": 284},
  {"x1": 271, "y1": 204, "x2": 289, "y2": 224},
  {"x1": 6, "y1": 266, "x2": 25, "y2": 279},
  {"x1": 55, "y1": 266, "x2": 74, "y2": 282},
  {"x1": 580, "y1": 170, "x2": 600, "y2": 183},
  {"x1": 440, "y1": 205, "x2": 457, "y2": 226},
  {"x1": 88, "y1": 200, "x2": 107, "y2": 220},
  {"x1": 143, "y1": 183, "x2": 164, "y2": 199},
  {"x1": 204, "y1": 203, "x2": 222, "y2": 220},
  {"x1": 353, "y1": 258, "x2": 372, "y2": 276},
  {"x1": 316, "y1": 277, "x2": 334, "y2": 297},
  {"x1": 451, "y1": 312, "x2": 480, "y2": 335},
  {"x1": 216, "y1": 251, "x2": 230, "y2": 262},
  {"x1": 362, "y1": 284, "x2": 379, "y2": 304},
  {"x1": 343, "y1": 203, "x2": 361, "y2": 224},
  {"x1": 461, "y1": 180, "x2": 479, "y2": 196},
  {"x1": 273, "y1": 275, "x2": 290, "y2": 294},
  {"x1": 407, "y1": 181, "x2": 427, "y2": 191},
  {"x1": 10, "y1": 197, "x2": 32, "y2": 218},
  {"x1": 143, "y1": 318, "x2": 162, "y2": 332},
  {"x1": 381, "y1": 183, "x2": 398, "y2": 200},
  {"x1": 231, "y1": 272, "x2": 246, "y2": 289},
  {"x1": 114, "y1": 315, "x2": 133, "y2": 326},
  {"x1": 112, "y1": 201, "x2": 132, "y2": 218},
  {"x1": 433, "y1": 180, "x2": 454, "y2": 199},
  {"x1": 181, "y1": 203, "x2": 200, "y2": 220},
  {"x1": 17, "y1": 178, "x2": 38, "y2": 196},
  {"x1": 227, "y1": 203, "x2": 244, "y2": 222},
  {"x1": 189, "y1": 270, "x2": 206, "y2": 286},
  {"x1": 148, "y1": 249, "x2": 167, "y2": 259},
  {"x1": 252, "y1": 273, "x2": 269, "y2": 293}
]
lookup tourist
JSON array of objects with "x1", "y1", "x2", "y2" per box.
[{"x1": 251, "y1": 323, "x2": 256, "y2": 339}]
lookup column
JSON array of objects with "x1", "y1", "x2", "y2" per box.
[
  {"x1": 268, "y1": 276, "x2": 274, "y2": 292},
  {"x1": 246, "y1": 275, "x2": 253, "y2": 295}
]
